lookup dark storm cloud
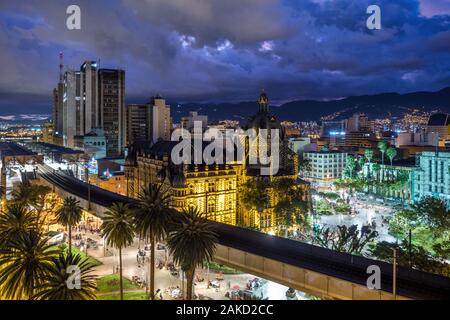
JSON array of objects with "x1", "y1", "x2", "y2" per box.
[{"x1": 0, "y1": 0, "x2": 449, "y2": 114}]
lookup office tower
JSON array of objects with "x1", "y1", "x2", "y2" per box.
[
  {"x1": 98, "y1": 69, "x2": 125, "y2": 156},
  {"x1": 63, "y1": 61, "x2": 98, "y2": 148},
  {"x1": 414, "y1": 151, "x2": 450, "y2": 203},
  {"x1": 150, "y1": 95, "x2": 171, "y2": 143},
  {"x1": 346, "y1": 113, "x2": 373, "y2": 133},
  {"x1": 61, "y1": 60, "x2": 125, "y2": 156},
  {"x1": 303, "y1": 149, "x2": 347, "y2": 181},
  {"x1": 52, "y1": 53, "x2": 65, "y2": 143},
  {"x1": 80, "y1": 61, "x2": 99, "y2": 135},
  {"x1": 52, "y1": 83, "x2": 64, "y2": 137},
  {"x1": 126, "y1": 104, "x2": 150, "y2": 145},
  {"x1": 62, "y1": 70, "x2": 79, "y2": 148}
]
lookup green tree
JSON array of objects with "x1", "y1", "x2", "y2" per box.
[
  {"x1": 0, "y1": 230, "x2": 59, "y2": 299},
  {"x1": 378, "y1": 141, "x2": 388, "y2": 165},
  {"x1": 315, "y1": 225, "x2": 378, "y2": 255},
  {"x1": 386, "y1": 147, "x2": 397, "y2": 166},
  {"x1": 134, "y1": 183, "x2": 174, "y2": 300},
  {"x1": 11, "y1": 181, "x2": 37, "y2": 206},
  {"x1": 364, "y1": 149, "x2": 374, "y2": 164},
  {"x1": 101, "y1": 202, "x2": 135, "y2": 300},
  {"x1": 372, "y1": 163, "x2": 381, "y2": 181},
  {"x1": 0, "y1": 203, "x2": 36, "y2": 249},
  {"x1": 240, "y1": 179, "x2": 270, "y2": 212},
  {"x1": 167, "y1": 207, "x2": 218, "y2": 300},
  {"x1": 369, "y1": 240, "x2": 449, "y2": 277},
  {"x1": 344, "y1": 155, "x2": 357, "y2": 178},
  {"x1": 412, "y1": 196, "x2": 449, "y2": 231},
  {"x1": 32, "y1": 252, "x2": 97, "y2": 300},
  {"x1": 273, "y1": 179, "x2": 309, "y2": 236},
  {"x1": 55, "y1": 197, "x2": 83, "y2": 255}
]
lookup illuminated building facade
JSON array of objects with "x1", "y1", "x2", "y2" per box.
[{"x1": 125, "y1": 92, "x2": 309, "y2": 232}]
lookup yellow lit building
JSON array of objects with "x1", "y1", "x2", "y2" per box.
[{"x1": 125, "y1": 92, "x2": 310, "y2": 232}]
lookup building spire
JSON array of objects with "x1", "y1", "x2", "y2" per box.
[
  {"x1": 59, "y1": 52, "x2": 64, "y2": 82},
  {"x1": 258, "y1": 89, "x2": 269, "y2": 113}
]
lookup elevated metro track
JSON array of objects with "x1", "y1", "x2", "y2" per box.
[{"x1": 37, "y1": 165, "x2": 450, "y2": 300}]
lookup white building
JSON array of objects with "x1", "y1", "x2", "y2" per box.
[
  {"x1": 303, "y1": 150, "x2": 347, "y2": 181},
  {"x1": 396, "y1": 132, "x2": 439, "y2": 147},
  {"x1": 414, "y1": 151, "x2": 450, "y2": 203},
  {"x1": 150, "y1": 96, "x2": 171, "y2": 143},
  {"x1": 289, "y1": 137, "x2": 314, "y2": 155}
]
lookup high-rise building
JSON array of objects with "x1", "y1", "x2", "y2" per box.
[
  {"x1": 52, "y1": 83, "x2": 64, "y2": 138},
  {"x1": 125, "y1": 96, "x2": 172, "y2": 147},
  {"x1": 61, "y1": 60, "x2": 125, "y2": 156},
  {"x1": 414, "y1": 151, "x2": 450, "y2": 203},
  {"x1": 346, "y1": 113, "x2": 373, "y2": 133},
  {"x1": 62, "y1": 69, "x2": 80, "y2": 148},
  {"x1": 126, "y1": 104, "x2": 150, "y2": 145},
  {"x1": 98, "y1": 69, "x2": 125, "y2": 156},
  {"x1": 303, "y1": 148, "x2": 347, "y2": 181},
  {"x1": 150, "y1": 95, "x2": 171, "y2": 143}
]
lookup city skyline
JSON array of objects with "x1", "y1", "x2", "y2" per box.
[{"x1": 0, "y1": 0, "x2": 450, "y2": 115}]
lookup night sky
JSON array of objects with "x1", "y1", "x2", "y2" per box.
[{"x1": 0, "y1": 0, "x2": 449, "y2": 116}]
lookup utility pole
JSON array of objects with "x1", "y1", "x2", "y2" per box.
[
  {"x1": 393, "y1": 249, "x2": 397, "y2": 300},
  {"x1": 409, "y1": 229, "x2": 412, "y2": 267}
]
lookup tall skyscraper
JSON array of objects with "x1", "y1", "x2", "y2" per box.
[
  {"x1": 62, "y1": 69, "x2": 80, "y2": 148},
  {"x1": 98, "y1": 69, "x2": 125, "y2": 157},
  {"x1": 124, "y1": 96, "x2": 172, "y2": 147},
  {"x1": 52, "y1": 52, "x2": 65, "y2": 142},
  {"x1": 150, "y1": 95, "x2": 171, "y2": 143},
  {"x1": 61, "y1": 60, "x2": 125, "y2": 156},
  {"x1": 126, "y1": 104, "x2": 151, "y2": 145}
]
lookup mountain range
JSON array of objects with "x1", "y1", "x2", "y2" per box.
[{"x1": 173, "y1": 87, "x2": 450, "y2": 124}]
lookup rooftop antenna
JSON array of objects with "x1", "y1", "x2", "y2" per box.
[{"x1": 59, "y1": 52, "x2": 64, "y2": 82}]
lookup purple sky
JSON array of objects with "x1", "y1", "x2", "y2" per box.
[{"x1": 0, "y1": 0, "x2": 449, "y2": 114}]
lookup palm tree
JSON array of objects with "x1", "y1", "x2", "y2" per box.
[
  {"x1": 364, "y1": 149, "x2": 374, "y2": 178},
  {"x1": 134, "y1": 183, "x2": 174, "y2": 300},
  {"x1": 364, "y1": 149, "x2": 374, "y2": 164},
  {"x1": 0, "y1": 230, "x2": 59, "y2": 299},
  {"x1": 167, "y1": 207, "x2": 218, "y2": 300},
  {"x1": 387, "y1": 147, "x2": 397, "y2": 166},
  {"x1": 30, "y1": 185, "x2": 51, "y2": 230},
  {"x1": 378, "y1": 141, "x2": 388, "y2": 165},
  {"x1": 0, "y1": 203, "x2": 36, "y2": 249},
  {"x1": 101, "y1": 202, "x2": 135, "y2": 300},
  {"x1": 11, "y1": 181, "x2": 37, "y2": 206},
  {"x1": 32, "y1": 252, "x2": 97, "y2": 300},
  {"x1": 55, "y1": 197, "x2": 83, "y2": 255}
]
